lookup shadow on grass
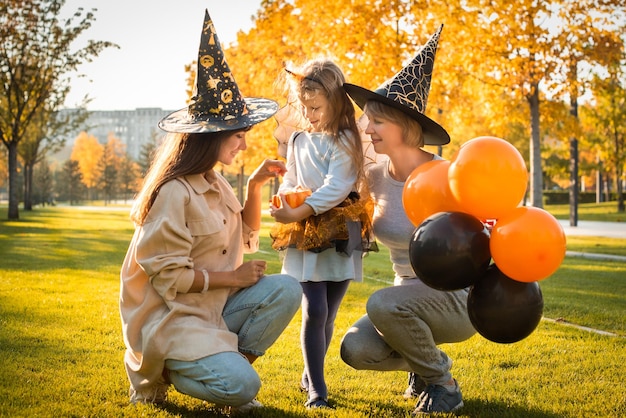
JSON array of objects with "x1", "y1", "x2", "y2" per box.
[
  {"x1": 0, "y1": 216, "x2": 132, "y2": 271},
  {"x1": 160, "y1": 403, "x2": 305, "y2": 417},
  {"x1": 460, "y1": 399, "x2": 563, "y2": 417},
  {"x1": 326, "y1": 393, "x2": 563, "y2": 418}
]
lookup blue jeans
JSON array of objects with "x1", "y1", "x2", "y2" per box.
[
  {"x1": 340, "y1": 280, "x2": 475, "y2": 386},
  {"x1": 166, "y1": 274, "x2": 302, "y2": 406}
]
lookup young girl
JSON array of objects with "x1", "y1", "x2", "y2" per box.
[{"x1": 269, "y1": 58, "x2": 374, "y2": 409}]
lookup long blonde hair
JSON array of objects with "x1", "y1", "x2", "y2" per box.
[
  {"x1": 130, "y1": 129, "x2": 244, "y2": 225},
  {"x1": 281, "y1": 57, "x2": 365, "y2": 190}
]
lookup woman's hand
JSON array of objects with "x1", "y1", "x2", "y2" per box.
[
  {"x1": 248, "y1": 159, "x2": 286, "y2": 188},
  {"x1": 233, "y1": 260, "x2": 267, "y2": 288},
  {"x1": 200, "y1": 261, "x2": 267, "y2": 290},
  {"x1": 243, "y1": 159, "x2": 287, "y2": 230}
]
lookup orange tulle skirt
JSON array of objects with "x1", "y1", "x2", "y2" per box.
[{"x1": 270, "y1": 192, "x2": 378, "y2": 255}]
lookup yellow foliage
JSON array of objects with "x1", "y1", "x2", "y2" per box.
[
  {"x1": 70, "y1": 132, "x2": 103, "y2": 189},
  {"x1": 181, "y1": 0, "x2": 625, "y2": 185}
]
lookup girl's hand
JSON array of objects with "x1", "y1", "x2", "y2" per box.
[{"x1": 269, "y1": 195, "x2": 313, "y2": 223}]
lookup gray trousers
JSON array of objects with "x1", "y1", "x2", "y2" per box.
[{"x1": 340, "y1": 280, "x2": 475, "y2": 386}]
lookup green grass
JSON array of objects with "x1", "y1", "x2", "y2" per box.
[
  {"x1": 546, "y1": 201, "x2": 626, "y2": 223},
  {"x1": 0, "y1": 206, "x2": 625, "y2": 417},
  {"x1": 564, "y1": 236, "x2": 626, "y2": 257}
]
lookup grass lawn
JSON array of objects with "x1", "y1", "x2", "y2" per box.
[
  {"x1": 0, "y1": 206, "x2": 624, "y2": 417},
  {"x1": 547, "y1": 201, "x2": 626, "y2": 223}
]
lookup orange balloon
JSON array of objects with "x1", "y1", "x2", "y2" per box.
[
  {"x1": 402, "y1": 160, "x2": 463, "y2": 227},
  {"x1": 449, "y1": 136, "x2": 528, "y2": 220},
  {"x1": 490, "y1": 206, "x2": 566, "y2": 282}
]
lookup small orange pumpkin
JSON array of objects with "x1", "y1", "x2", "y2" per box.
[
  {"x1": 284, "y1": 187, "x2": 312, "y2": 208},
  {"x1": 271, "y1": 194, "x2": 282, "y2": 208}
]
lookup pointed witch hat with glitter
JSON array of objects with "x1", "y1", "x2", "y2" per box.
[
  {"x1": 159, "y1": 9, "x2": 278, "y2": 133},
  {"x1": 343, "y1": 25, "x2": 449, "y2": 145}
]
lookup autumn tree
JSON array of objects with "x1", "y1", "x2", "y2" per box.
[
  {"x1": 440, "y1": 0, "x2": 563, "y2": 208},
  {"x1": 0, "y1": 147, "x2": 6, "y2": 191},
  {"x1": 434, "y1": 0, "x2": 626, "y2": 208},
  {"x1": 98, "y1": 135, "x2": 125, "y2": 205},
  {"x1": 183, "y1": 0, "x2": 626, "y2": 205},
  {"x1": 581, "y1": 73, "x2": 626, "y2": 212},
  {"x1": 221, "y1": 0, "x2": 430, "y2": 175},
  {"x1": 118, "y1": 156, "x2": 140, "y2": 204},
  {"x1": 19, "y1": 105, "x2": 89, "y2": 210},
  {"x1": 225, "y1": 0, "x2": 546, "y2": 167},
  {"x1": 71, "y1": 132, "x2": 103, "y2": 199},
  {"x1": 0, "y1": 0, "x2": 116, "y2": 219},
  {"x1": 137, "y1": 131, "x2": 161, "y2": 177},
  {"x1": 33, "y1": 158, "x2": 54, "y2": 205},
  {"x1": 538, "y1": 99, "x2": 577, "y2": 189},
  {"x1": 57, "y1": 159, "x2": 83, "y2": 205}
]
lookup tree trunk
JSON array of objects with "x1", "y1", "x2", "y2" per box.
[
  {"x1": 613, "y1": 124, "x2": 625, "y2": 212},
  {"x1": 23, "y1": 162, "x2": 33, "y2": 211},
  {"x1": 596, "y1": 159, "x2": 603, "y2": 203},
  {"x1": 568, "y1": 83, "x2": 579, "y2": 225},
  {"x1": 528, "y1": 85, "x2": 543, "y2": 208},
  {"x1": 7, "y1": 142, "x2": 20, "y2": 219},
  {"x1": 616, "y1": 170, "x2": 625, "y2": 212},
  {"x1": 569, "y1": 139, "x2": 578, "y2": 226}
]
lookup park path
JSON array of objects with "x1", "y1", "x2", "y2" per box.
[
  {"x1": 559, "y1": 220, "x2": 626, "y2": 262},
  {"x1": 558, "y1": 219, "x2": 626, "y2": 239}
]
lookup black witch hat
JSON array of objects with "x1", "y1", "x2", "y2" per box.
[
  {"x1": 159, "y1": 9, "x2": 278, "y2": 133},
  {"x1": 343, "y1": 25, "x2": 449, "y2": 145}
]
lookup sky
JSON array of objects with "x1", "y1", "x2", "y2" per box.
[{"x1": 61, "y1": 1, "x2": 263, "y2": 111}]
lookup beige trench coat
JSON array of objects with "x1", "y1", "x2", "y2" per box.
[{"x1": 120, "y1": 171, "x2": 259, "y2": 389}]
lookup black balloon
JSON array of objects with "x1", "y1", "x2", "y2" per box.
[
  {"x1": 468, "y1": 264, "x2": 544, "y2": 344},
  {"x1": 409, "y1": 211, "x2": 491, "y2": 291}
]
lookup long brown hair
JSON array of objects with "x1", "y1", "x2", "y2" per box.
[{"x1": 130, "y1": 130, "x2": 243, "y2": 225}]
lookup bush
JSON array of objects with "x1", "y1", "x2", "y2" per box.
[{"x1": 543, "y1": 191, "x2": 617, "y2": 205}]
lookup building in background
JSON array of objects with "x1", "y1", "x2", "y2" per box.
[{"x1": 58, "y1": 107, "x2": 174, "y2": 160}]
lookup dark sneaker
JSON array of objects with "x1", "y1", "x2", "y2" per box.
[
  {"x1": 404, "y1": 372, "x2": 427, "y2": 399},
  {"x1": 411, "y1": 380, "x2": 463, "y2": 415}
]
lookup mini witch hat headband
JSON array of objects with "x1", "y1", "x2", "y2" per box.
[
  {"x1": 343, "y1": 25, "x2": 450, "y2": 146},
  {"x1": 159, "y1": 10, "x2": 277, "y2": 133}
]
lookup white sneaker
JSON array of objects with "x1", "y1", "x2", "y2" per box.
[
  {"x1": 226, "y1": 398, "x2": 263, "y2": 415},
  {"x1": 129, "y1": 381, "x2": 169, "y2": 405}
]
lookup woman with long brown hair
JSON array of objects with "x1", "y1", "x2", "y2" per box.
[{"x1": 120, "y1": 10, "x2": 301, "y2": 414}]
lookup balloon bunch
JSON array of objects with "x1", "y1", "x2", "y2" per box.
[{"x1": 404, "y1": 136, "x2": 567, "y2": 343}]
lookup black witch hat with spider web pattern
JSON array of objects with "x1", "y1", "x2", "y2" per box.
[{"x1": 343, "y1": 25, "x2": 449, "y2": 146}]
